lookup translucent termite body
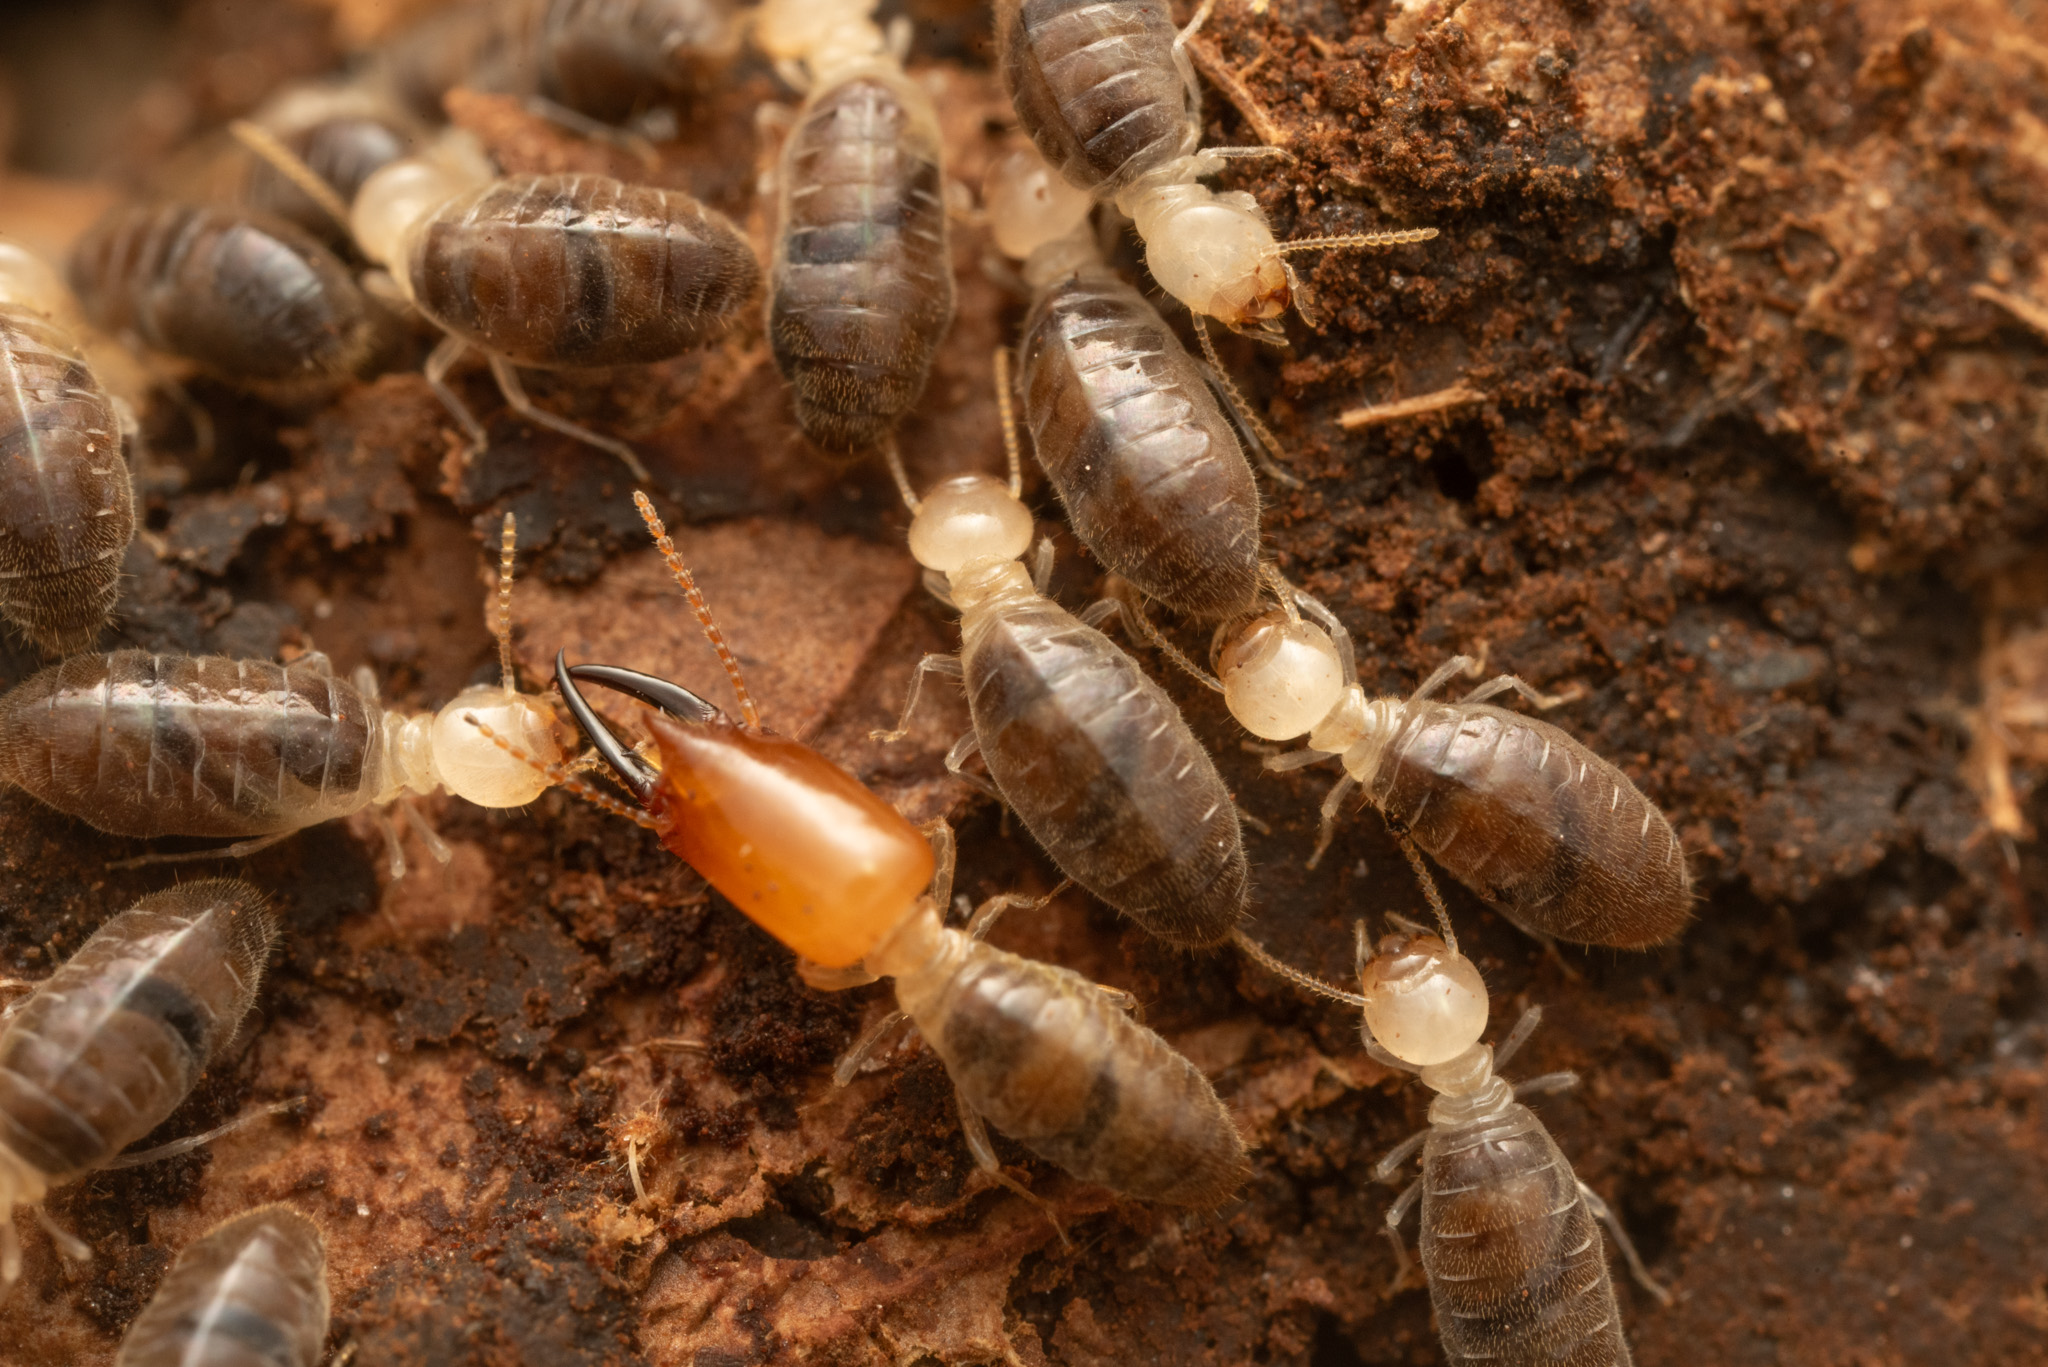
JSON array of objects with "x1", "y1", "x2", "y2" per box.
[
  {"x1": 0, "y1": 518, "x2": 564, "y2": 870},
  {"x1": 376, "y1": 0, "x2": 742, "y2": 127},
  {"x1": 996, "y1": 0, "x2": 1434, "y2": 339},
  {"x1": 67, "y1": 201, "x2": 380, "y2": 388},
  {"x1": 1215, "y1": 609, "x2": 1692, "y2": 947},
  {"x1": 987, "y1": 146, "x2": 1260, "y2": 619},
  {"x1": 757, "y1": 0, "x2": 955, "y2": 453},
  {"x1": 0, "y1": 239, "x2": 136, "y2": 655},
  {"x1": 535, "y1": 500, "x2": 1247, "y2": 1208},
  {"x1": 0, "y1": 881, "x2": 279, "y2": 1283},
  {"x1": 1360, "y1": 931, "x2": 1666, "y2": 1366},
  {"x1": 115, "y1": 1203, "x2": 329, "y2": 1367},
  {"x1": 351, "y1": 146, "x2": 758, "y2": 473}
]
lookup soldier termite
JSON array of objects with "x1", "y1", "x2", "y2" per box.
[
  {"x1": 0, "y1": 515, "x2": 564, "y2": 877},
  {"x1": 996, "y1": 0, "x2": 1436, "y2": 343},
  {"x1": 0, "y1": 237, "x2": 137, "y2": 656},
  {"x1": 1202, "y1": 581, "x2": 1694, "y2": 947},
  {"x1": 348, "y1": 140, "x2": 759, "y2": 479},
  {"x1": 114, "y1": 1203, "x2": 329, "y2": 1367},
  {"x1": 755, "y1": 0, "x2": 956, "y2": 453},
  {"x1": 473, "y1": 494, "x2": 1249, "y2": 1211},
  {"x1": 0, "y1": 881, "x2": 286, "y2": 1285},
  {"x1": 67, "y1": 200, "x2": 384, "y2": 393},
  {"x1": 984, "y1": 143, "x2": 1264, "y2": 619},
  {"x1": 872, "y1": 389, "x2": 1252, "y2": 949}
]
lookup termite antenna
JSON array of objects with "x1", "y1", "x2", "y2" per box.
[
  {"x1": 1192, "y1": 313, "x2": 1299, "y2": 488},
  {"x1": 496, "y1": 511, "x2": 518, "y2": 693},
  {"x1": 882, "y1": 432, "x2": 922, "y2": 513},
  {"x1": 631, "y1": 490, "x2": 762, "y2": 730},
  {"x1": 461, "y1": 712, "x2": 660, "y2": 831},
  {"x1": 993, "y1": 346, "x2": 1023, "y2": 499},
  {"x1": 1272, "y1": 228, "x2": 1440, "y2": 256},
  {"x1": 1231, "y1": 930, "x2": 1369, "y2": 1008},
  {"x1": 227, "y1": 119, "x2": 354, "y2": 234},
  {"x1": 1391, "y1": 833, "x2": 1459, "y2": 956}
]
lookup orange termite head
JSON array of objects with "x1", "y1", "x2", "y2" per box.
[{"x1": 556, "y1": 654, "x2": 934, "y2": 969}]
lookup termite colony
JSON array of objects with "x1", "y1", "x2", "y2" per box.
[{"x1": 0, "y1": 1, "x2": 1705, "y2": 1363}]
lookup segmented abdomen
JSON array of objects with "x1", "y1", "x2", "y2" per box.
[
  {"x1": 1420, "y1": 1104, "x2": 1632, "y2": 1367},
  {"x1": 68, "y1": 201, "x2": 374, "y2": 383},
  {"x1": 1371, "y1": 703, "x2": 1692, "y2": 949},
  {"x1": 0, "y1": 304, "x2": 134, "y2": 655},
  {"x1": 962, "y1": 596, "x2": 1247, "y2": 947},
  {"x1": 116, "y1": 1203, "x2": 329, "y2": 1367},
  {"x1": 1019, "y1": 267, "x2": 1259, "y2": 617},
  {"x1": 0, "y1": 651, "x2": 386, "y2": 839},
  {"x1": 0, "y1": 882, "x2": 276, "y2": 1187},
  {"x1": 997, "y1": 0, "x2": 1199, "y2": 195},
  {"x1": 533, "y1": 0, "x2": 739, "y2": 121},
  {"x1": 920, "y1": 937, "x2": 1246, "y2": 1205},
  {"x1": 411, "y1": 173, "x2": 758, "y2": 368},
  {"x1": 769, "y1": 71, "x2": 955, "y2": 452}
]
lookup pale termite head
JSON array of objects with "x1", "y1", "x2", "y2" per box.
[
  {"x1": 1122, "y1": 176, "x2": 1289, "y2": 333},
  {"x1": 431, "y1": 684, "x2": 564, "y2": 807},
  {"x1": 348, "y1": 131, "x2": 496, "y2": 291},
  {"x1": 1217, "y1": 610, "x2": 1348, "y2": 741},
  {"x1": 906, "y1": 475, "x2": 1036, "y2": 575},
  {"x1": 1359, "y1": 931, "x2": 1490, "y2": 1068},
  {"x1": 982, "y1": 145, "x2": 1094, "y2": 273}
]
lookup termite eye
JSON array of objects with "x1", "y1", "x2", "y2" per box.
[
  {"x1": 1218, "y1": 612, "x2": 1346, "y2": 741},
  {"x1": 907, "y1": 474, "x2": 1034, "y2": 574},
  {"x1": 1360, "y1": 934, "x2": 1489, "y2": 1066}
]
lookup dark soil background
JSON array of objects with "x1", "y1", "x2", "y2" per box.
[{"x1": 0, "y1": 0, "x2": 2045, "y2": 1362}]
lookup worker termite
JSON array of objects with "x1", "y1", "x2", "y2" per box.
[
  {"x1": 232, "y1": 83, "x2": 425, "y2": 249},
  {"x1": 0, "y1": 237, "x2": 137, "y2": 655},
  {"x1": 67, "y1": 200, "x2": 383, "y2": 391},
  {"x1": 349, "y1": 142, "x2": 759, "y2": 478},
  {"x1": 985, "y1": 143, "x2": 1263, "y2": 619},
  {"x1": 1137, "y1": 572, "x2": 1689, "y2": 948},
  {"x1": 0, "y1": 881, "x2": 282, "y2": 1285},
  {"x1": 0, "y1": 515, "x2": 564, "y2": 877},
  {"x1": 115, "y1": 1203, "x2": 329, "y2": 1367},
  {"x1": 477, "y1": 495, "x2": 1248, "y2": 1210},
  {"x1": 1350, "y1": 914, "x2": 1669, "y2": 1366},
  {"x1": 756, "y1": 0, "x2": 955, "y2": 453},
  {"x1": 872, "y1": 397, "x2": 1252, "y2": 948},
  {"x1": 997, "y1": 0, "x2": 1435, "y2": 342}
]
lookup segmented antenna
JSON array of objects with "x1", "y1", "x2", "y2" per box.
[
  {"x1": 228, "y1": 120, "x2": 354, "y2": 233},
  {"x1": 1392, "y1": 833, "x2": 1459, "y2": 956},
  {"x1": 1192, "y1": 314, "x2": 1296, "y2": 484},
  {"x1": 496, "y1": 511, "x2": 518, "y2": 693},
  {"x1": 1274, "y1": 228, "x2": 1440, "y2": 255},
  {"x1": 631, "y1": 490, "x2": 762, "y2": 730},
  {"x1": 1232, "y1": 930, "x2": 1369, "y2": 1008},
  {"x1": 882, "y1": 432, "x2": 922, "y2": 513},
  {"x1": 462, "y1": 713, "x2": 660, "y2": 831},
  {"x1": 992, "y1": 347, "x2": 1023, "y2": 499}
]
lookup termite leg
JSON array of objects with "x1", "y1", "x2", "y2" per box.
[
  {"x1": 1459, "y1": 671, "x2": 1581, "y2": 711},
  {"x1": 943, "y1": 730, "x2": 1003, "y2": 802},
  {"x1": 956, "y1": 1090, "x2": 1072, "y2": 1250},
  {"x1": 870, "y1": 653, "x2": 965, "y2": 742},
  {"x1": 1578, "y1": 1180, "x2": 1674, "y2": 1306},
  {"x1": 487, "y1": 356, "x2": 651, "y2": 482},
  {"x1": 830, "y1": 1009, "x2": 914, "y2": 1086},
  {"x1": 1306, "y1": 773, "x2": 1360, "y2": 870},
  {"x1": 424, "y1": 335, "x2": 490, "y2": 457}
]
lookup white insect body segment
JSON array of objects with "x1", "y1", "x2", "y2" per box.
[
  {"x1": 0, "y1": 881, "x2": 278, "y2": 1283},
  {"x1": 115, "y1": 1204, "x2": 330, "y2": 1367},
  {"x1": 1364, "y1": 934, "x2": 1649, "y2": 1367}
]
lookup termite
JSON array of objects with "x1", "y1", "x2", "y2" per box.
[
  {"x1": 872, "y1": 389, "x2": 1251, "y2": 949},
  {"x1": 0, "y1": 237, "x2": 136, "y2": 655},
  {"x1": 349, "y1": 140, "x2": 759, "y2": 478},
  {"x1": 0, "y1": 881, "x2": 283, "y2": 1285},
  {"x1": 232, "y1": 83, "x2": 425, "y2": 249},
  {"x1": 1230, "y1": 583, "x2": 1692, "y2": 947},
  {"x1": 985, "y1": 143, "x2": 1263, "y2": 619},
  {"x1": 114, "y1": 1203, "x2": 329, "y2": 1367},
  {"x1": 997, "y1": 0, "x2": 1434, "y2": 343},
  {"x1": 67, "y1": 200, "x2": 383, "y2": 391},
  {"x1": 756, "y1": 0, "x2": 955, "y2": 453},
  {"x1": 482, "y1": 494, "x2": 1248, "y2": 1210},
  {"x1": 0, "y1": 514, "x2": 563, "y2": 877}
]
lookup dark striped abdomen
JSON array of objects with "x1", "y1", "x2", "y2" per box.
[
  {"x1": 769, "y1": 71, "x2": 954, "y2": 452},
  {"x1": 1369, "y1": 703, "x2": 1693, "y2": 949},
  {"x1": 0, "y1": 882, "x2": 277, "y2": 1187},
  {"x1": 924, "y1": 940, "x2": 1245, "y2": 1205},
  {"x1": 1019, "y1": 268, "x2": 1259, "y2": 617},
  {"x1": 0, "y1": 304, "x2": 134, "y2": 655},
  {"x1": 0, "y1": 651, "x2": 386, "y2": 839},
  {"x1": 116, "y1": 1204, "x2": 329, "y2": 1367},
  {"x1": 68, "y1": 201, "x2": 374, "y2": 384},
  {"x1": 961, "y1": 595, "x2": 1247, "y2": 947},
  {"x1": 410, "y1": 173, "x2": 758, "y2": 368},
  {"x1": 1420, "y1": 1105, "x2": 1632, "y2": 1367},
  {"x1": 534, "y1": 0, "x2": 739, "y2": 121},
  {"x1": 997, "y1": 0, "x2": 1198, "y2": 195}
]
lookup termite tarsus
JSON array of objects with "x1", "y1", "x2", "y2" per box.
[
  {"x1": 114, "y1": 1203, "x2": 329, "y2": 1367},
  {"x1": 0, "y1": 238, "x2": 136, "y2": 656}
]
